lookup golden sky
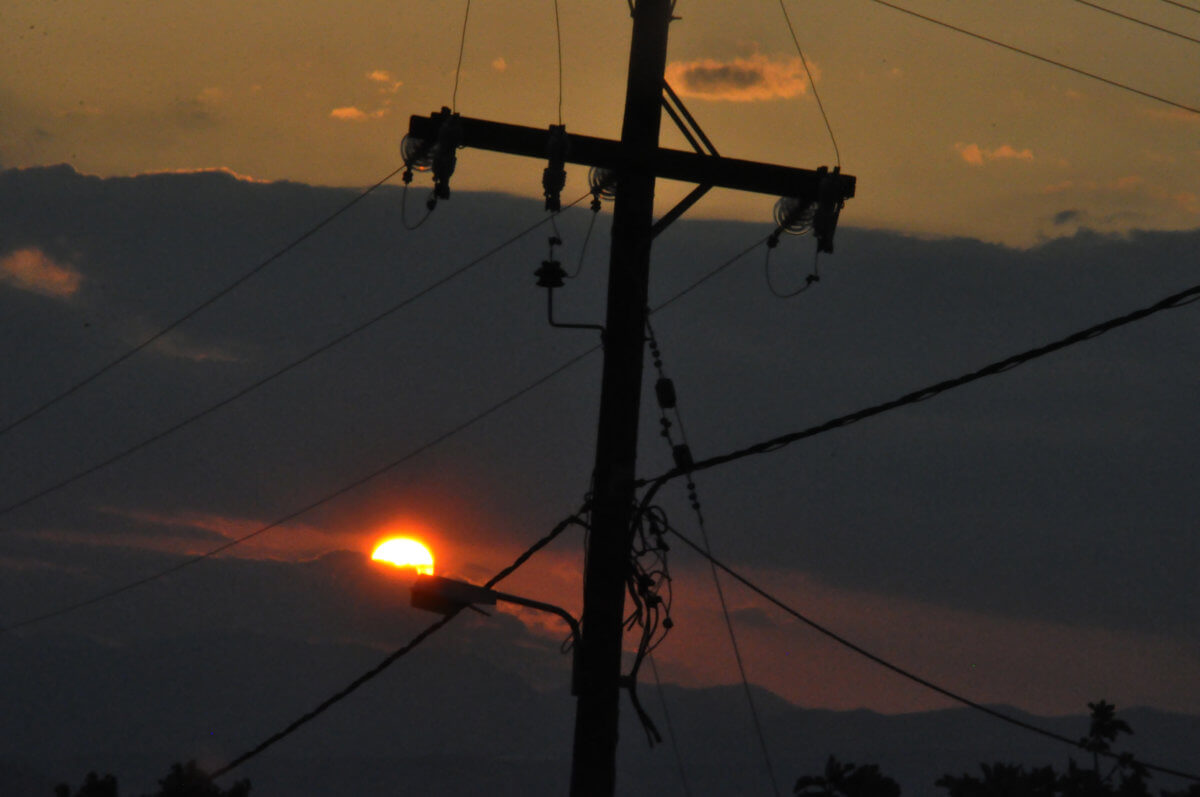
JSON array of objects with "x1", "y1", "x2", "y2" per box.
[{"x1": 3, "y1": 0, "x2": 1198, "y2": 245}]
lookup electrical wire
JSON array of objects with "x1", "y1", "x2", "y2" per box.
[
  {"x1": 1068, "y1": 0, "x2": 1200, "y2": 45},
  {"x1": 649, "y1": 654, "x2": 693, "y2": 797},
  {"x1": 210, "y1": 508, "x2": 589, "y2": 779},
  {"x1": 652, "y1": 236, "x2": 771, "y2": 313},
  {"x1": 553, "y1": 0, "x2": 564, "y2": 125},
  {"x1": 0, "y1": 165, "x2": 406, "y2": 443},
  {"x1": 865, "y1": 0, "x2": 1200, "y2": 116},
  {"x1": 0, "y1": 193, "x2": 591, "y2": 522},
  {"x1": 1154, "y1": 0, "x2": 1200, "y2": 15},
  {"x1": 0, "y1": 346, "x2": 598, "y2": 633},
  {"x1": 639, "y1": 277, "x2": 1200, "y2": 490},
  {"x1": 765, "y1": 245, "x2": 821, "y2": 299},
  {"x1": 777, "y1": 0, "x2": 842, "y2": 167},
  {"x1": 664, "y1": 525, "x2": 1200, "y2": 785},
  {"x1": 400, "y1": 183, "x2": 436, "y2": 230},
  {"x1": 567, "y1": 205, "x2": 600, "y2": 278},
  {"x1": 1, "y1": 219, "x2": 769, "y2": 632},
  {"x1": 452, "y1": 0, "x2": 473, "y2": 112},
  {"x1": 645, "y1": 321, "x2": 781, "y2": 796}
]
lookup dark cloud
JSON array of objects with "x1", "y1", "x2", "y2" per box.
[
  {"x1": 0, "y1": 164, "x2": 1197, "y2": 683},
  {"x1": 1, "y1": 167, "x2": 1198, "y2": 791},
  {"x1": 683, "y1": 63, "x2": 766, "y2": 92},
  {"x1": 1053, "y1": 209, "x2": 1082, "y2": 225},
  {"x1": 665, "y1": 55, "x2": 808, "y2": 101}
]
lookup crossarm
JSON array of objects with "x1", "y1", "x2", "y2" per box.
[{"x1": 408, "y1": 111, "x2": 855, "y2": 204}]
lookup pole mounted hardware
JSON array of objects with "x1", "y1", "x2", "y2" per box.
[
  {"x1": 410, "y1": 574, "x2": 582, "y2": 694},
  {"x1": 406, "y1": 106, "x2": 856, "y2": 250},
  {"x1": 403, "y1": 3, "x2": 859, "y2": 793}
]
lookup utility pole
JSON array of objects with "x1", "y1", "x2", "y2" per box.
[
  {"x1": 405, "y1": 3, "x2": 854, "y2": 794},
  {"x1": 569, "y1": 2, "x2": 672, "y2": 794}
]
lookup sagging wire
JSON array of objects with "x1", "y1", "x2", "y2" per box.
[
  {"x1": 400, "y1": 183, "x2": 436, "y2": 231},
  {"x1": 765, "y1": 243, "x2": 821, "y2": 299}
]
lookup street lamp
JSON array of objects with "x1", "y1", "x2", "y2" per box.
[{"x1": 410, "y1": 574, "x2": 581, "y2": 694}]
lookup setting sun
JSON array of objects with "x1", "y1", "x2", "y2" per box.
[{"x1": 371, "y1": 537, "x2": 435, "y2": 575}]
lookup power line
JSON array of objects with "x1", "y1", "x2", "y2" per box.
[
  {"x1": 648, "y1": 655, "x2": 693, "y2": 797},
  {"x1": 1068, "y1": 0, "x2": 1200, "y2": 46},
  {"x1": 0, "y1": 347, "x2": 598, "y2": 633},
  {"x1": 652, "y1": 236, "x2": 769, "y2": 313},
  {"x1": 865, "y1": 0, "x2": 1200, "y2": 115},
  {"x1": 665, "y1": 525, "x2": 1200, "y2": 784},
  {"x1": 2, "y1": 224, "x2": 770, "y2": 632},
  {"x1": 1153, "y1": 0, "x2": 1200, "y2": 16},
  {"x1": 0, "y1": 194, "x2": 589, "y2": 521},
  {"x1": 640, "y1": 278, "x2": 1200, "y2": 490},
  {"x1": 0, "y1": 165, "x2": 405, "y2": 443},
  {"x1": 777, "y1": 0, "x2": 842, "y2": 167},
  {"x1": 452, "y1": 0, "x2": 473, "y2": 112},
  {"x1": 211, "y1": 509, "x2": 588, "y2": 779},
  {"x1": 553, "y1": 0, "x2": 565, "y2": 125},
  {"x1": 645, "y1": 322, "x2": 781, "y2": 796}
]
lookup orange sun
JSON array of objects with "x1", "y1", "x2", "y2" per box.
[{"x1": 371, "y1": 537, "x2": 435, "y2": 575}]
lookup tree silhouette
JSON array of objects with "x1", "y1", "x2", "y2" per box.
[
  {"x1": 796, "y1": 702, "x2": 1194, "y2": 797},
  {"x1": 150, "y1": 761, "x2": 249, "y2": 797},
  {"x1": 936, "y1": 762, "x2": 1060, "y2": 797},
  {"x1": 55, "y1": 772, "x2": 118, "y2": 797},
  {"x1": 938, "y1": 701, "x2": 1151, "y2": 797},
  {"x1": 54, "y1": 762, "x2": 248, "y2": 797},
  {"x1": 795, "y1": 755, "x2": 902, "y2": 797}
]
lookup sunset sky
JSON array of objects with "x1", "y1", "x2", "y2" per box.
[
  {"x1": 3, "y1": 0, "x2": 1198, "y2": 244},
  {"x1": 2, "y1": 2, "x2": 1199, "y2": 794}
]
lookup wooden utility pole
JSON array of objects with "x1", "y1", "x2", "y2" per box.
[
  {"x1": 406, "y1": 3, "x2": 854, "y2": 794},
  {"x1": 569, "y1": 2, "x2": 672, "y2": 794}
]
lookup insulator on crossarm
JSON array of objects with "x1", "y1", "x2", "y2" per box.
[
  {"x1": 773, "y1": 196, "x2": 816, "y2": 236},
  {"x1": 813, "y1": 165, "x2": 846, "y2": 254},
  {"x1": 431, "y1": 107, "x2": 463, "y2": 201},
  {"x1": 401, "y1": 135, "x2": 435, "y2": 172},
  {"x1": 543, "y1": 124, "x2": 569, "y2": 212},
  {"x1": 588, "y1": 167, "x2": 618, "y2": 202}
]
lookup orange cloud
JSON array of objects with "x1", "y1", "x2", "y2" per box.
[
  {"x1": 492, "y1": 57, "x2": 508, "y2": 72},
  {"x1": 0, "y1": 247, "x2": 82, "y2": 298},
  {"x1": 955, "y1": 142, "x2": 1034, "y2": 165},
  {"x1": 138, "y1": 166, "x2": 269, "y2": 183},
  {"x1": 664, "y1": 54, "x2": 810, "y2": 102},
  {"x1": 366, "y1": 69, "x2": 403, "y2": 94},
  {"x1": 150, "y1": 336, "x2": 241, "y2": 363},
  {"x1": 330, "y1": 106, "x2": 387, "y2": 121}
]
